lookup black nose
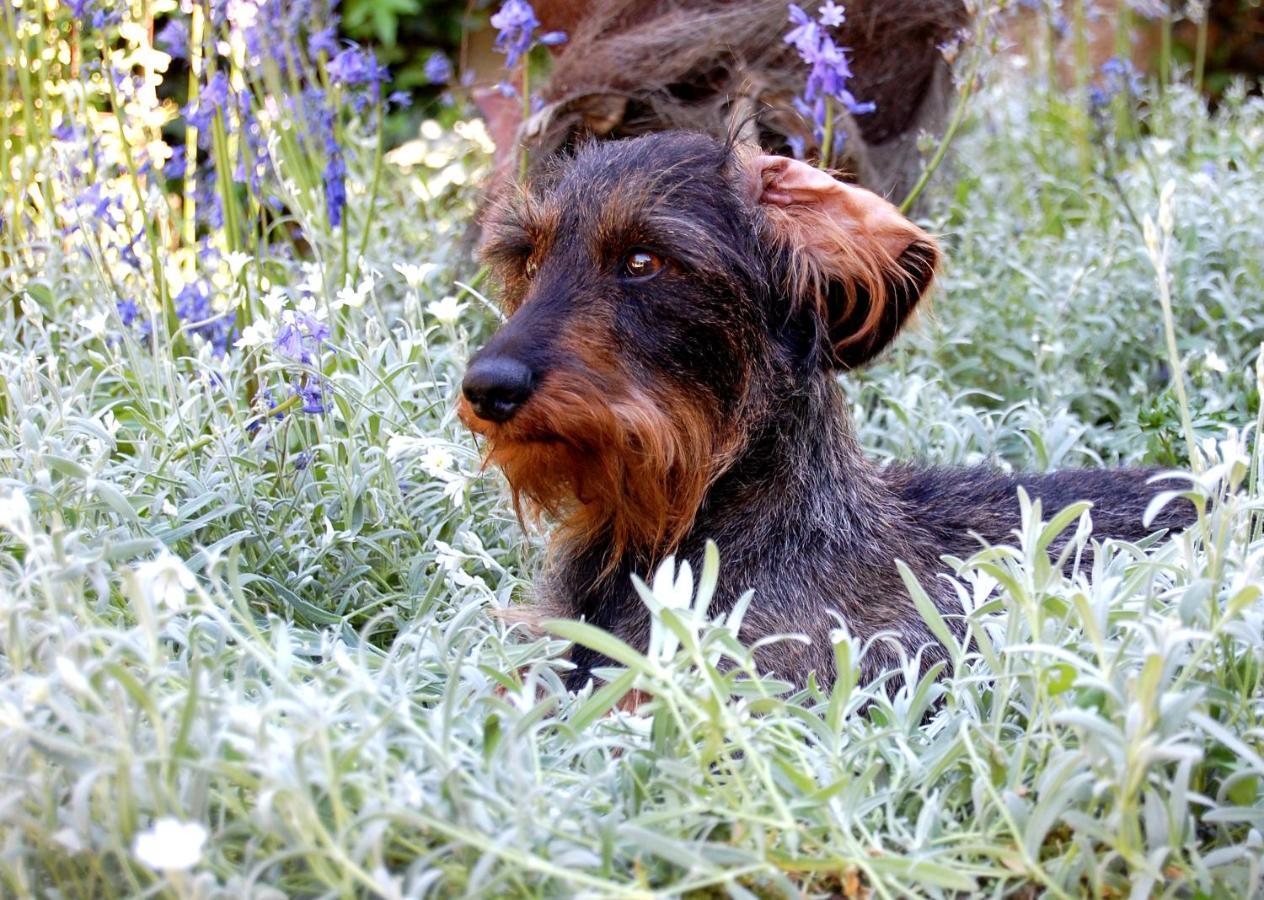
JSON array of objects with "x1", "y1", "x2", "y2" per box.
[{"x1": 461, "y1": 355, "x2": 535, "y2": 423}]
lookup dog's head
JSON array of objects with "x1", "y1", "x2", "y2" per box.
[{"x1": 459, "y1": 131, "x2": 939, "y2": 565}]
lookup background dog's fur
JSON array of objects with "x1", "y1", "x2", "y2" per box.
[{"x1": 510, "y1": 0, "x2": 969, "y2": 200}]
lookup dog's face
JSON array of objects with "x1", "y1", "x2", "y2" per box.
[{"x1": 459, "y1": 131, "x2": 939, "y2": 563}]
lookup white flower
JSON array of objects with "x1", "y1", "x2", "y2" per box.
[
  {"x1": 82, "y1": 310, "x2": 109, "y2": 337},
  {"x1": 223, "y1": 251, "x2": 252, "y2": 279},
  {"x1": 335, "y1": 274, "x2": 375, "y2": 310},
  {"x1": 1203, "y1": 350, "x2": 1228, "y2": 374},
  {"x1": 234, "y1": 319, "x2": 276, "y2": 349},
  {"x1": 260, "y1": 286, "x2": 289, "y2": 316},
  {"x1": 133, "y1": 818, "x2": 208, "y2": 872},
  {"x1": 426, "y1": 295, "x2": 464, "y2": 325},
  {"x1": 162, "y1": 499, "x2": 179, "y2": 516},
  {"x1": 0, "y1": 489, "x2": 33, "y2": 536},
  {"x1": 297, "y1": 262, "x2": 324, "y2": 297},
  {"x1": 420, "y1": 446, "x2": 455, "y2": 479},
  {"x1": 651, "y1": 557, "x2": 694, "y2": 611},
  {"x1": 135, "y1": 553, "x2": 197, "y2": 611},
  {"x1": 433, "y1": 540, "x2": 476, "y2": 588},
  {"x1": 393, "y1": 262, "x2": 438, "y2": 290},
  {"x1": 225, "y1": 0, "x2": 261, "y2": 31}
]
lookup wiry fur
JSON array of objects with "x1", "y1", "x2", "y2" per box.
[
  {"x1": 461, "y1": 131, "x2": 1195, "y2": 691},
  {"x1": 521, "y1": 0, "x2": 970, "y2": 199}
]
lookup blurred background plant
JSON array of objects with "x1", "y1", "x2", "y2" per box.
[{"x1": 0, "y1": 0, "x2": 1262, "y2": 896}]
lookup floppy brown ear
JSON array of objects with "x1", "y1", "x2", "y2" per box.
[{"x1": 746, "y1": 153, "x2": 940, "y2": 369}]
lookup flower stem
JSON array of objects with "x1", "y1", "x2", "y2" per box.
[
  {"x1": 519, "y1": 54, "x2": 531, "y2": 181},
  {"x1": 819, "y1": 101, "x2": 834, "y2": 171},
  {"x1": 899, "y1": 23, "x2": 985, "y2": 215}
]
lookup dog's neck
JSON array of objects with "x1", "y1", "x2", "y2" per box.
[
  {"x1": 547, "y1": 373, "x2": 901, "y2": 601},
  {"x1": 699, "y1": 372, "x2": 902, "y2": 543}
]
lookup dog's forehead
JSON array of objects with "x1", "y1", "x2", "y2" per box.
[{"x1": 550, "y1": 133, "x2": 734, "y2": 211}]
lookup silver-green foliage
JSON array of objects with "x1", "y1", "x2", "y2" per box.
[{"x1": 2, "y1": 63, "x2": 1264, "y2": 900}]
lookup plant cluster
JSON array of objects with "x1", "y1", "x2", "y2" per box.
[{"x1": 0, "y1": 1, "x2": 1261, "y2": 896}]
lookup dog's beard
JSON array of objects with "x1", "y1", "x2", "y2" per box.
[{"x1": 459, "y1": 370, "x2": 731, "y2": 572}]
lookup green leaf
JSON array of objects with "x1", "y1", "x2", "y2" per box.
[{"x1": 542, "y1": 619, "x2": 653, "y2": 675}]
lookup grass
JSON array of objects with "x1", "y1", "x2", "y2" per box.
[{"x1": 1, "y1": 4, "x2": 1263, "y2": 897}]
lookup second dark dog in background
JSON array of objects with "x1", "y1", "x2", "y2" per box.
[{"x1": 459, "y1": 131, "x2": 1194, "y2": 691}]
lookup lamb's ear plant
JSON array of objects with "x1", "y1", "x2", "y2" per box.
[{"x1": 0, "y1": 0, "x2": 1263, "y2": 897}]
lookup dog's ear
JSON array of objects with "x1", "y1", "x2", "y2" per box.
[{"x1": 745, "y1": 153, "x2": 940, "y2": 369}]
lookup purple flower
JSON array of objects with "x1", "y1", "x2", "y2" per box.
[
  {"x1": 491, "y1": 0, "x2": 541, "y2": 69},
  {"x1": 164, "y1": 146, "x2": 187, "y2": 180},
  {"x1": 185, "y1": 71, "x2": 230, "y2": 131},
  {"x1": 787, "y1": 3, "x2": 874, "y2": 154},
  {"x1": 327, "y1": 46, "x2": 386, "y2": 87},
  {"x1": 78, "y1": 183, "x2": 116, "y2": 219},
  {"x1": 1090, "y1": 57, "x2": 1145, "y2": 108},
  {"x1": 309, "y1": 24, "x2": 339, "y2": 58},
  {"x1": 273, "y1": 311, "x2": 329, "y2": 364},
  {"x1": 425, "y1": 51, "x2": 453, "y2": 85},
  {"x1": 323, "y1": 153, "x2": 346, "y2": 228},
  {"x1": 51, "y1": 121, "x2": 78, "y2": 142},
  {"x1": 784, "y1": 4, "x2": 820, "y2": 60},
  {"x1": 156, "y1": 17, "x2": 189, "y2": 59},
  {"x1": 296, "y1": 312, "x2": 329, "y2": 345},
  {"x1": 175, "y1": 281, "x2": 235, "y2": 356},
  {"x1": 117, "y1": 298, "x2": 140, "y2": 327},
  {"x1": 818, "y1": 1, "x2": 845, "y2": 27},
  {"x1": 293, "y1": 379, "x2": 327, "y2": 414},
  {"x1": 274, "y1": 319, "x2": 305, "y2": 359}
]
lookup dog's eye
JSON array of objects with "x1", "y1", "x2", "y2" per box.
[
  {"x1": 622, "y1": 250, "x2": 664, "y2": 280},
  {"x1": 524, "y1": 257, "x2": 539, "y2": 278}
]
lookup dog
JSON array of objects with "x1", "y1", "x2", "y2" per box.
[{"x1": 458, "y1": 131, "x2": 1195, "y2": 691}]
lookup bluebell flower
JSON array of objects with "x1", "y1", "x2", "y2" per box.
[
  {"x1": 51, "y1": 122, "x2": 78, "y2": 142},
  {"x1": 156, "y1": 17, "x2": 189, "y2": 59},
  {"x1": 117, "y1": 298, "x2": 140, "y2": 327},
  {"x1": 309, "y1": 24, "x2": 339, "y2": 58},
  {"x1": 120, "y1": 231, "x2": 143, "y2": 270},
  {"x1": 1090, "y1": 57, "x2": 1145, "y2": 109},
  {"x1": 327, "y1": 46, "x2": 386, "y2": 88},
  {"x1": 818, "y1": 1, "x2": 845, "y2": 27},
  {"x1": 296, "y1": 312, "x2": 329, "y2": 345},
  {"x1": 784, "y1": 4, "x2": 820, "y2": 60},
  {"x1": 64, "y1": 0, "x2": 93, "y2": 17},
  {"x1": 491, "y1": 0, "x2": 541, "y2": 69},
  {"x1": 175, "y1": 281, "x2": 235, "y2": 356},
  {"x1": 388, "y1": 90, "x2": 412, "y2": 109},
  {"x1": 274, "y1": 319, "x2": 306, "y2": 360},
  {"x1": 186, "y1": 72, "x2": 230, "y2": 132},
  {"x1": 164, "y1": 146, "x2": 187, "y2": 180},
  {"x1": 78, "y1": 183, "x2": 115, "y2": 219},
  {"x1": 293, "y1": 450, "x2": 312, "y2": 470},
  {"x1": 785, "y1": 3, "x2": 874, "y2": 154},
  {"x1": 323, "y1": 153, "x2": 346, "y2": 228},
  {"x1": 292, "y1": 379, "x2": 327, "y2": 414},
  {"x1": 425, "y1": 51, "x2": 453, "y2": 85},
  {"x1": 273, "y1": 311, "x2": 329, "y2": 364}
]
